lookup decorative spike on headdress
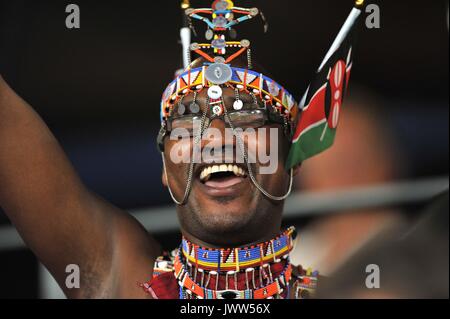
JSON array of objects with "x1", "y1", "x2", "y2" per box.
[
  {"x1": 285, "y1": 0, "x2": 366, "y2": 169},
  {"x1": 160, "y1": 0, "x2": 298, "y2": 137},
  {"x1": 185, "y1": 1, "x2": 262, "y2": 42}
]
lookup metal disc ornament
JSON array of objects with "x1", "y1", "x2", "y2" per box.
[
  {"x1": 250, "y1": 8, "x2": 259, "y2": 16},
  {"x1": 205, "y1": 63, "x2": 233, "y2": 85},
  {"x1": 213, "y1": 16, "x2": 227, "y2": 28},
  {"x1": 211, "y1": 38, "x2": 226, "y2": 50},
  {"x1": 189, "y1": 102, "x2": 200, "y2": 114},
  {"x1": 177, "y1": 103, "x2": 186, "y2": 116},
  {"x1": 240, "y1": 39, "x2": 251, "y2": 48},
  {"x1": 214, "y1": 0, "x2": 229, "y2": 11},
  {"x1": 190, "y1": 43, "x2": 200, "y2": 51}
]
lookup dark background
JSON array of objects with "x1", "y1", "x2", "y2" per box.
[{"x1": 0, "y1": 0, "x2": 448, "y2": 298}]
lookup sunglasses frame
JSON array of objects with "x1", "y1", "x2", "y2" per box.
[{"x1": 157, "y1": 108, "x2": 293, "y2": 152}]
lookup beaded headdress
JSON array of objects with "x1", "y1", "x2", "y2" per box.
[{"x1": 159, "y1": 0, "x2": 365, "y2": 168}]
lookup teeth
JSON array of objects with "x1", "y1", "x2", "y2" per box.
[{"x1": 199, "y1": 164, "x2": 246, "y2": 182}]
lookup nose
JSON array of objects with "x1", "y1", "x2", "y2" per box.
[
  {"x1": 200, "y1": 117, "x2": 236, "y2": 160},
  {"x1": 201, "y1": 117, "x2": 226, "y2": 147}
]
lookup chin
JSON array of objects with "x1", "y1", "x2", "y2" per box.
[
  {"x1": 182, "y1": 196, "x2": 259, "y2": 246},
  {"x1": 200, "y1": 200, "x2": 255, "y2": 231}
]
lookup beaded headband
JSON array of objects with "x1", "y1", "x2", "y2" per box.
[
  {"x1": 160, "y1": 0, "x2": 366, "y2": 169},
  {"x1": 160, "y1": 66, "x2": 298, "y2": 123}
]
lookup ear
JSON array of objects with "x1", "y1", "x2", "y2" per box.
[
  {"x1": 161, "y1": 160, "x2": 168, "y2": 187},
  {"x1": 293, "y1": 163, "x2": 302, "y2": 177}
]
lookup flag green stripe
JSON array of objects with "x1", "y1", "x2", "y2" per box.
[{"x1": 286, "y1": 122, "x2": 336, "y2": 169}]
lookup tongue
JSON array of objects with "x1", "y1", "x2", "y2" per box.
[{"x1": 205, "y1": 175, "x2": 244, "y2": 188}]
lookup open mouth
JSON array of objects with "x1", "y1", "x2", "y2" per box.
[{"x1": 199, "y1": 164, "x2": 247, "y2": 189}]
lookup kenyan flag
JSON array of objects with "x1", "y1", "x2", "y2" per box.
[{"x1": 286, "y1": 2, "x2": 364, "y2": 170}]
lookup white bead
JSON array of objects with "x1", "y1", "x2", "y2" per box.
[
  {"x1": 208, "y1": 85, "x2": 223, "y2": 99},
  {"x1": 233, "y1": 100, "x2": 243, "y2": 110}
]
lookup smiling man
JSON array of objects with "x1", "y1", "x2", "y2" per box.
[
  {"x1": 161, "y1": 59, "x2": 294, "y2": 248},
  {"x1": 0, "y1": 0, "x2": 364, "y2": 299}
]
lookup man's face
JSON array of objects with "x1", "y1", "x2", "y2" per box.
[{"x1": 162, "y1": 87, "x2": 293, "y2": 246}]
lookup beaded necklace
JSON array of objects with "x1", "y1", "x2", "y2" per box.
[
  {"x1": 175, "y1": 227, "x2": 295, "y2": 299},
  {"x1": 144, "y1": 227, "x2": 320, "y2": 299}
]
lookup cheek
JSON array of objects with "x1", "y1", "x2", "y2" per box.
[
  {"x1": 250, "y1": 128, "x2": 285, "y2": 163},
  {"x1": 245, "y1": 128, "x2": 289, "y2": 180},
  {"x1": 165, "y1": 139, "x2": 194, "y2": 165},
  {"x1": 163, "y1": 141, "x2": 193, "y2": 183}
]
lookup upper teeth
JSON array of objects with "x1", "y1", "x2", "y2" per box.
[{"x1": 200, "y1": 164, "x2": 246, "y2": 182}]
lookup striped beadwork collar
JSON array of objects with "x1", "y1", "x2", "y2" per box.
[
  {"x1": 174, "y1": 227, "x2": 296, "y2": 299},
  {"x1": 181, "y1": 227, "x2": 295, "y2": 272},
  {"x1": 174, "y1": 251, "x2": 292, "y2": 299}
]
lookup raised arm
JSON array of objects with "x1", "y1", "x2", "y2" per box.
[{"x1": 0, "y1": 75, "x2": 160, "y2": 298}]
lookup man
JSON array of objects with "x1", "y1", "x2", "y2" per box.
[{"x1": 0, "y1": 0, "x2": 364, "y2": 299}]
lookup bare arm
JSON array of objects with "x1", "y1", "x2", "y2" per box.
[{"x1": 0, "y1": 75, "x2": 160, "y2": 298}]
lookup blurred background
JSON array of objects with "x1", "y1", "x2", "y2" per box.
[{"x1": 0, "y1": 0, "x2": 448, "y2": 298}]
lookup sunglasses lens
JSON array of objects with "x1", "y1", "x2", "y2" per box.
[
  {"x1": 171, "y1": 116, "x2": 208, "y2": 136},
  {"x1": 228, "y1": 110, "x2": 266, "y2": 129},
  {"x1": 168, "y1": 110, "x2": 266, "y2": 137}
]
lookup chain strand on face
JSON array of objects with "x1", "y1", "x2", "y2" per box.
[
  {"x1": 221, "y1": 97, "x2": 293, "y2": 201},
  {"x1": 162, "y1": 96, "x2": 209, "y2": 205},
  {"x1": 164, "y1": 94, "x2": 293, "y2": 204}
]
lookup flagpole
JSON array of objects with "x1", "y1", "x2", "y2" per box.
[
  {"x1": 180, "y1": 0, "x2": 192, "y2": 70},
  {"x1": 318, "y1": 0, "x2": 365, "y2": 72},
  {"x1": 288, "y1": 0, "x2": 366, "y2": 168}
]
